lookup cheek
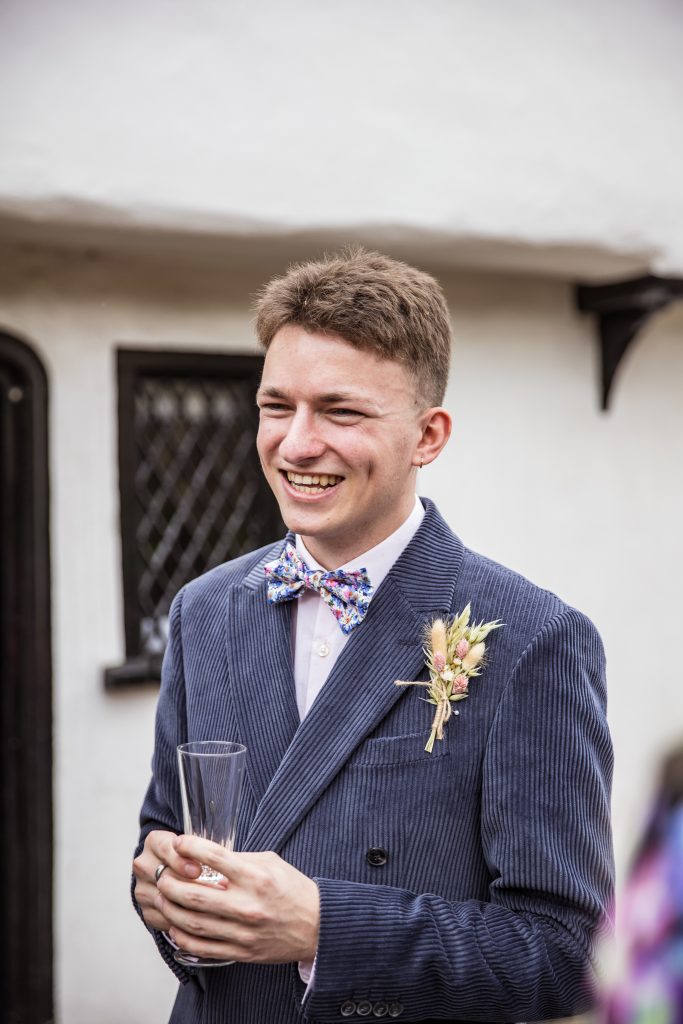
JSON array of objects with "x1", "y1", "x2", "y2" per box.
[
  {"x1": 333, "y1": 426, "x2": 382, "y2": 467},
  {"x1": 364, "y1": 437, "x2": 414, "y2": 478},
  {"x1": 338, "y1": 445, "x2": 374, "y2": 480},
  {"x1": 256, "y1": 423, "x2": 280, "y2": 462}
]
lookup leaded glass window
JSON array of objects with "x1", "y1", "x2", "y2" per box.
[{"x1": 106, "y1": 349, "x2": 282, "y2": 686}]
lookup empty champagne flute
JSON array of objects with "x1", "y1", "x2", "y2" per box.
[{"x1": 174, "y1": 740, "x2": 246, "y2": 967}]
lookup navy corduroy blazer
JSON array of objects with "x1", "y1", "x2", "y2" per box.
[{"x1": 136, "y1": 499, "x2": 614, "y2": 1023}]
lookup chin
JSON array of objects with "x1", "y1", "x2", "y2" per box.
[{"x1": 278, "y1": 504, "x2": 322, "y2": 534}]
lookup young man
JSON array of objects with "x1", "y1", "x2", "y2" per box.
[{"x1": 133, "y1": 249, "x2": 613, "y2": 1023}]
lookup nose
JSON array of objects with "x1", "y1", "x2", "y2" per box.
[{"x1": 278, "y1": 408, "x2": 326, "y2": 464}]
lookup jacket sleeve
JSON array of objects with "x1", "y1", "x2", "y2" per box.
[
  {"x1": 304, "y1": 607, "x2": 614, "y2": 1022},
  {"x1": 131, "y1": 588, "x2": 195, "y2": 983}
]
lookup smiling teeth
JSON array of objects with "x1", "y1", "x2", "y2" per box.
[{"x1": 286, "y1": 472, "x2": 341, "y2": 491}]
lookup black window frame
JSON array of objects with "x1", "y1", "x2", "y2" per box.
[{"x1": 106, "y1": 347, "x2": 281, "y2": 687}]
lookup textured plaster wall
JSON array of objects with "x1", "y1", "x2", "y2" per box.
[
  {"x1": 1, "y1": 0, "x2": 683, "y2": 276},
  {"x1": 0, "y1": 248, "x2": 681, "y2": 1021}
]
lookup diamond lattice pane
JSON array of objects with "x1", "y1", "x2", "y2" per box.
[{"x1": 129, "y1": 368, "x2": 281, "y2": 655}]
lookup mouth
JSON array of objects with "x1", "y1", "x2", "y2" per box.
[{"x1": 281, "y1": 471, "x2": 344, "y2": 495}]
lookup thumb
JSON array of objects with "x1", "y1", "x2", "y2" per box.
[{"x1": 173, "y1": 834, "x2": 244, "y2": 879}]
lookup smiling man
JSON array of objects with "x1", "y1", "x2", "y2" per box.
[
  {"x1": 256, "y1": 324, "x2": 450, "y2": 568},
  {"x1": 133, "y1": 249, "x2": 613, "y2": 1024}
]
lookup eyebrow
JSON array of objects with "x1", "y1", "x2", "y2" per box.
[
  {"x1": 256, "y1": 386, "x2": 366, "y2": 404},
  {"x1": 256, "y1": 386, "x2": 287, "y2": 399}
]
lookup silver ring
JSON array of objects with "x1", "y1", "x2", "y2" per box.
[{"x1": 154, "y1": 863, "x2": 168, "y2": 884}]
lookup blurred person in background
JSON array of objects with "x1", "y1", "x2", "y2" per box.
[{"x1": 605, "y1": 743, "x2": 683, "y2": 1024}]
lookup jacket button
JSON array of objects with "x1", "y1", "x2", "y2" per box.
[
  {"x1": 388, "y1": 1002, "x2": 404, "y2": 1017},
  {"x1": 373, "y1": 1002, "x2": 389, "y2": 1017},
  {"x1": 356, "y1": 1000, "x2": 373, "y2": 1016},
  {"x1": 366, "y1": 846, "x2": 388, "y2": 867},
  {"x1": 340, "y1": 1001, "x2": 357, "y2": 1017}
]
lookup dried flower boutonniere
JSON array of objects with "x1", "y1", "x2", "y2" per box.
[{"x1": 396, "y1": 604, "x2": 503, "y2": 753}]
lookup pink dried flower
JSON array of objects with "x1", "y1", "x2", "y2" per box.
[
  {"x1": 453, "y1": 674, "x2": 468, "y2": 694},
  {"x1": 433, "y1": 652, "x2": 446, "y2": 672},
  {"x1": 455, "y1": 638, "x2": 470, "y2": 659}
]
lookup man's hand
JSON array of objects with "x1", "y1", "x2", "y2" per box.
[
  {"x1": 132, "y1": 829, "x2": 201, "y2": 932},
  {"x1": 153, "y1": 835, "x2": 320, "y2": 964}
]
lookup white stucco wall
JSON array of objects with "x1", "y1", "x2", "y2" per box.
[
  {"x1": 1, "y1": 0, "x2": 683, "y2": 277},
  {"x1": 1, "y1": 246, "x2": 681, "y2": 1022}
]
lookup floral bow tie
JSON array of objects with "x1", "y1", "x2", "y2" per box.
[{"x1": 264, "y1": 543, "x2": 374, "y2": 635}]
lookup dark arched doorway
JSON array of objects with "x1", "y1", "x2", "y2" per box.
[{"x1": 0, "y1": 330, "x2": 53, "y2": 1023}]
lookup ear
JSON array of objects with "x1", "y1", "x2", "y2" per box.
[{"x1": 412, "y1": 407, "x2": 452, "y2": 468}]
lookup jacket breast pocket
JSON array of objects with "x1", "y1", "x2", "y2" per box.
[{"x1": 347, "y1": 730, "x2": 450, "y2": 767}]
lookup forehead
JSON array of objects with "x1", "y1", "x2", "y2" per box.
[{"x1": 261, "y1": 325, "x2": 417, "y2": 400}]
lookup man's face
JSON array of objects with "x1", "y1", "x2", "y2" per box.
[{"x1": 256, "y1": 325, "x2": 426, "y2": 568}]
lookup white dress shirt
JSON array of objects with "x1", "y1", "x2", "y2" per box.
[
  {"x1": 292, "y1": 496, "x2": 425, "y2": 720},
  {"x1": 293, "y1": 496, "x2": 424, "y2": 988}
]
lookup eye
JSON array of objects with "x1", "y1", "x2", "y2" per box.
[
  {"x1": 328, "y1": 407, "x2": 363, "y2": 419},
  {"x1": 258, "y1": 401, "x2": 291, "y2": 415}
]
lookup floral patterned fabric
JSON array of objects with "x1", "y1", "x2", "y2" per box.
[
  {"x1": 264, "y1": 542, "x2": 374, "y2": 635},
  {"x1": 605, "y1": 802, "x2": 683, "y2": 1024}
]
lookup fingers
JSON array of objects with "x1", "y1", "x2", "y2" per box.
[
  {"x1": 166, "y1": 926, "x2": 251, "y2": 964},
  {"x1": 153, "y1": 883, "x2": 257, "y2": 959},
  {"x1": 155, "y1": 892, "x2": 240, "y2": 942},
  {"x1": 163, "y1": 843, "x2": 319, "y2": 962},
  {"x1": 156, "y1": 869, "x2": 234, "y2": 918},
  {"x1": 141, "y1": 906, "x2": 174, "y2": 932},
  {"x1": 135, "y1": 829, "x2": 201, "y2": 884},
  {"x1": 134, "y1": 874, "x2": 174, "y2": 932},
  {"x1": 173, "y1": 834, "x2": 260, "y2": 881},
  {"x1": 153, "y1": 850, "x2": 272, "y2": 942},
  {"x1": 132, "y1": 829, "x2": 200, "y2": 932}
]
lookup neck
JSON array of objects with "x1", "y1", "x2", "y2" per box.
[
  {"x1": 299, "y1": 495, "x2": 420, "y2": 569},
  {"x1": 300, "y1": 538, "x2": 369, "y2": 571}
]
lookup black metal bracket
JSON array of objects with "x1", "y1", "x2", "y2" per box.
[{"x1": 576, "y1": 275, "x2": 683, "y2": 410}]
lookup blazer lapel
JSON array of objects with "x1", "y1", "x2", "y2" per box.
[
  {"x1": 243, "y1": 500, "x2": 464, "y2": 853},
  {"x1": 226, "y1": 542, "x2": 301, "y2": 808}
]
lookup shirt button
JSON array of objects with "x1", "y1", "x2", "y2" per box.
[
  {"x1": 317, "y1": 641, "x2": 330, "y2": 657},
  {"x1": 366, "y1": 847, "x2": 388, "y2": 867},
  {"x1": 373, "y1": 1002, "x2": 389, "y2": 1017},
  {"x1": 340, "y1": 1001, "x2": 357, "y2": 1017},
  {"x1": 387, "y1": 1002, "x2": 404, "y2": 1017},
  {"x1": 357, "y1": 1000, "x2": 373, "y2": 1016}
]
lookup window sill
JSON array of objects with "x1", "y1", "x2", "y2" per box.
[{"x1": 104, "y1": 654, "x2": 163, "y2": 689}]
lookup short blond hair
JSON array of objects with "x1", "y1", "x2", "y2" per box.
[{"x1": 254, "y1": 248, "x2": 452, "y2": 406}]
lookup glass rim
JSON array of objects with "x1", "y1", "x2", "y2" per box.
[{"x1": 177, "y1": 741, "x2": 246, "y2": 757}]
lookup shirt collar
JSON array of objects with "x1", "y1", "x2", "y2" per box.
[{"x1": 295, "y1": 495, "x2": 425, "y2": 591}]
